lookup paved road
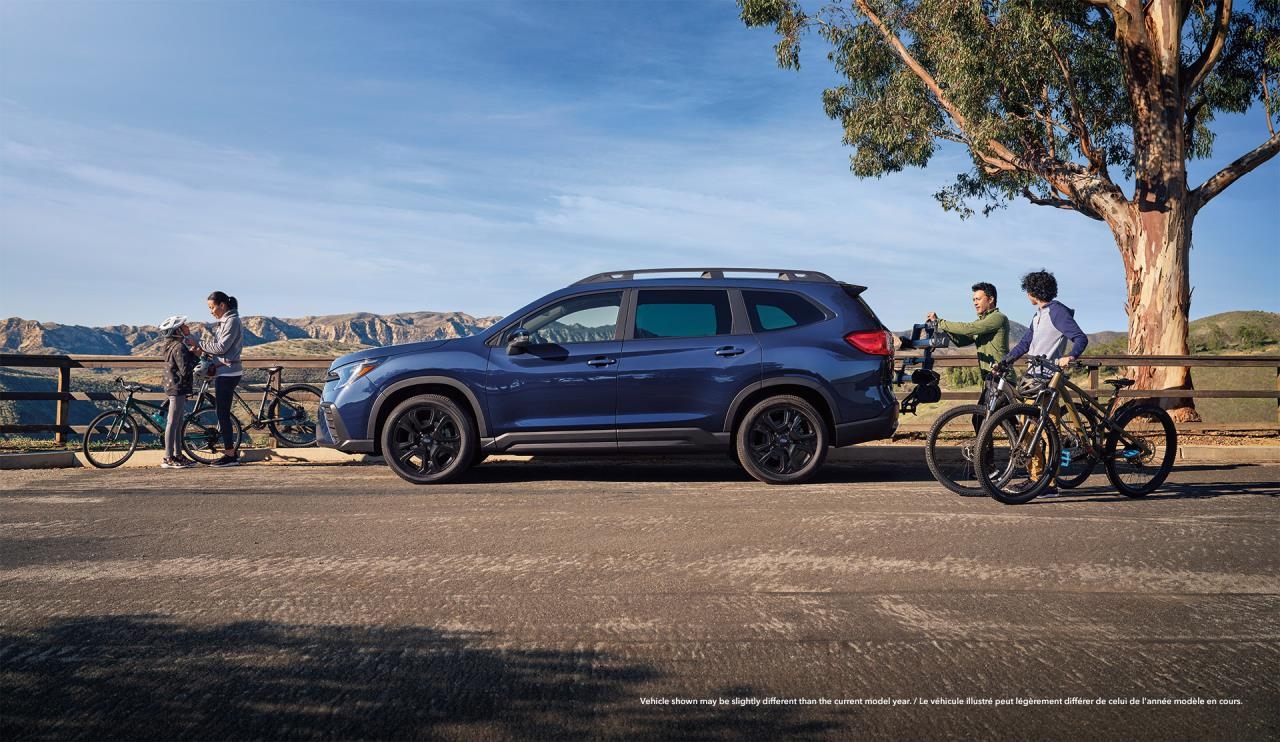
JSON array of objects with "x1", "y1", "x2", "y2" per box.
[{"x1": 2, "y1": 458, "x2": 1277, "y2": 740}]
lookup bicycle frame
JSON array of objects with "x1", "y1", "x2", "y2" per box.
[
  {"x1": 191, "y1": 371, "x2": 291, "y2": 430},
  {"x1": 1015, "y1": 361, "x2": 1146, "y2": 463}
]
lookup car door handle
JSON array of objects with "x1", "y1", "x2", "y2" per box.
[
  {"x1": 586, "y1": 357, "x2": 617, "y2": 367},
  {"x1": 715, "y1": 346, "x2": 746, "y2": 357}
]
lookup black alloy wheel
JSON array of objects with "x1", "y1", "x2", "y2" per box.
[
  {"x1": 736, "y1": 395, "x2": 828, "y2": 484},
  {"x1": 381, "y1": 394, "x2": 477, "y2": 485}
]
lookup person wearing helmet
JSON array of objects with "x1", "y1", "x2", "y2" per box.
[
  {"x1": 997, "y1": 270, "x2": 1089, "y2": 495},
  {"x1": 159, "y1": 315, "x2": 198, "y2": 469}
]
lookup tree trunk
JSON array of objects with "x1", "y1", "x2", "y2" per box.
[{"x1": 1115, "y1": 200, "x2": 1201, "y2": 422}]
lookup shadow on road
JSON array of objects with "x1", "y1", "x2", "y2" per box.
[{"x1": 0, "y1": 615, "x2": 837, "y2": 740}]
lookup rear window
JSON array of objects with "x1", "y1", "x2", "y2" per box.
[
  {"x1": 634, "y1": 289, "x2": 732, "y2": 338},
  {"x1": 743, "y1": 290, "x2": 827, "y2": 332}
]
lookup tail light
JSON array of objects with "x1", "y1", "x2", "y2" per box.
[{"x1": 844, "y1": 329, "x2": 894, "y2": 356}]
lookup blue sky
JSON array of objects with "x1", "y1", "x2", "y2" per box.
[{"x1": 1, "y1": 0, "x2": 1277, "y2": 334}]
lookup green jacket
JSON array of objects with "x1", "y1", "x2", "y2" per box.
[{"x1": 938, "y1": 309, "x2": 1010, "y2": 377}]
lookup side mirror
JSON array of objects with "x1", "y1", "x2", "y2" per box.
[{"x1": 506, "y1": 328, "x2": 532, "y2": 355}]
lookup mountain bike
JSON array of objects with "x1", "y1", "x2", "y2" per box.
[
  {"x1": 974, "y1": 355, "x2": 1177, "y2": 504},
  {"x1": 81, "y1": 377, "x2": 237, "y2": 468},
  {"x1": 182, "y1": 366, "x2": 321, "y2": 463},
  {"x1": 923, "y1": 366, "x2": 1101, "y2": 497}
]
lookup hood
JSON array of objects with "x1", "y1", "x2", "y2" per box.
[{"x1": 331, "y1": 338, "x2": 453, "y2": 368}]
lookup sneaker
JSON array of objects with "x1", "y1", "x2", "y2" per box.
[
  {"x1": 211, "y1": 454, "x2": 241, "y2": 467},
  {"x1": 161, "y1": 458, "x2": 179, "y2": 469},
  {"x1": 1038, "y1": 485, "x2": 1062, "y2": 498},
  {"x1": 175, "y1": 455, "x2": 200, "y2": 467}
]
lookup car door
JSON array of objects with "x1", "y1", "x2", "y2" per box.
[
  {"x1": 615, "y1": 288, "x2": 761, "y2": 438},
  {"x1": 485, "y1": 290, "x2": 623, "y2": 444}
]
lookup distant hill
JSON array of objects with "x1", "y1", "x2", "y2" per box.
[{"x1": 0, "y1": 311, "x2": 501, "y2": 356}]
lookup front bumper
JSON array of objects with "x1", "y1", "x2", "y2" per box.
[{"x1": 317, "y1": 402, "x2": 375, "y2": 454}]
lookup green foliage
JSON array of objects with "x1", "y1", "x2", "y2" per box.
[
  {"x1": 944, "y1": 366, "x2": 983, "y2": 388},
  {"x1": 739, "y1": 0, "x2": 1280, "y2": 217}
]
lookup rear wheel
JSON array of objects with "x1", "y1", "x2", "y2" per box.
[
  {"x1": 381, "y1": 394, "x2": 477, "y2": 484},
  {"x1": 82, "y1": 410, "x2": 139, "y2": 468},
  {"x1": 924, "y1": 404, "x2": 991, "y2": 497},
  {"x1": 268, "y1": 384, "x2": 322, "y2": 447},
  {"x1": 182, "y1": 407, "x2": 243, "y2": 464},
  {"x1": 1103, "y1": 404, "x2": 1176, "y2": 497},
  {"x1": 975, "y1": 403, "x2": 1060, "y2": 504},
  {"x1": 735, "y1": 395, "x2": 828, "y2": 484}
]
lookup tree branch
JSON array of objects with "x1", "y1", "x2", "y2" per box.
[
  {"x1": 1022, "y1": 188, "x2": 1106, "y2": 220},
  {"x1": 850, "y1": 0, "x2": 1023, "y2": 174},
  {"x1": 1045, "y1": 35, "x2": 1108, "y2": 177},
  {"x1": 1192, "y1": 132, "x2": 1280, "y2": 208},
  {"x1": 1182, "y1": 0, "x2": 1233, "y2": 100}
]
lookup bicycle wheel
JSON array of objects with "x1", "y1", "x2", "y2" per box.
[
  {"x1": 925, "y1": 404, "x2": 992, "y2": 497},
  {"x1": 82, "y1": 410, "x2": 140, "y2": 468},
  {"x1": 182, "y1": 407, "x2": 243, "y2": 464},
  {"x1": 267, "y1": 384, "x2": 322, "y2": 447},
  {"x1": 975, "y1": 403, "x2": 1060, "y2": 504},
  {"x1": 1103, "y1": 403, "x2": 1177, "y2": 497},
  {"x1": 1055, "y1": 404, "x2": 1101, "y2": 490}
]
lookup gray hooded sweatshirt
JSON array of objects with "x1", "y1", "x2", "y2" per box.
[{"x1": 199, "y1": 311, "x2": 244, "y2": 377}]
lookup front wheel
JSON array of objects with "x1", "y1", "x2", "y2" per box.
[
  {"x1": 268, "y1": 384, "x2": 322, "y2": 447},
  {"x1": 182, "y1": 407, "x2": 243, "y2": 464},
  {"x1": 925, "y1": 404, "x2": 991, "y2": 497},
  {"x1": 735, "y1": 395, "x2": 828, "y2": 484},
  {"x1": 1103, "y1": 404, "x2": 1177, "y2": 497},
  {"x1": 82, "y1": 410, "x2": 140, "y2": 468},
  {"x1": 975, "y1": 403, "x2": 1060, "y2": 504},
  {"x1": 381, "y1": 394, "x2": 477, "y2": 484}
]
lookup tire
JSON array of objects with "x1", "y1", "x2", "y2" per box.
[
  {"x1": 1055, "y1": 404, "x2": 1101, "y2": 490},
  {"x1": 182, "y1": 406, "x2": 243, "y2": 464},
  {"x1": 381, "y1": 394, "x2": 477, "y2": 484},
  {"x1": 1103, "y1": 403, "x2": 1177, "y2": 497},
  {"x1": 82, "y1": 410, "x2": 139, "y2": 469},
  {"x1": 268, "y1": 384, "x2": 322, "y2": 447},
  {"x1": 735, "y1": 395, "x2": 828, "y2": 484},
  {"x1": 975, "y1": 403, "x2": 1060, "y2": 504},
  {"x1": 924, "y1": 404, "x2": 992, "y2": 497}
]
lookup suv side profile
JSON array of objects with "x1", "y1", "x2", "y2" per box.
[{"x1": 317, "y1": 268, "x2": 898, "y2": 484}]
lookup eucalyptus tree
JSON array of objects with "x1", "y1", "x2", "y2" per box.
[{"x1": 740, "y1": 0, "x2": 1279, "y2": 420}]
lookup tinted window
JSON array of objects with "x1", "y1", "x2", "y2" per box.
[
  {"x1": 634, "y1": 289, "x2": 732, "y2": 338},
  {"x1": 743, "y1": 290, "x2": 827, "y2": 332},
  {"x1": 521, "y1": 291, "x2": 622, "y2": 344}
]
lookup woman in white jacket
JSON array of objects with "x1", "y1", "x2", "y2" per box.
[{"x1": 188, "y1": 290, "x2": 244, "y2": 466}]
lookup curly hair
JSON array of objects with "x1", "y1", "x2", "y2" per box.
[
  {"x1": 1020, "y1": 270, "x2": 1058, "y2": 303},
  {"x1": 971, "y1": 282, "x2": 997, "y2": 303}
]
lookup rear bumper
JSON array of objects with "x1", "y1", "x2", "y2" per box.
[{"x1": 833, "y1": 405, "x2": 898, "y2": 447}]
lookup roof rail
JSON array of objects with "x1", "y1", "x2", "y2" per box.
[{"x1": 573, "y1": 268, "x2": 838, "y2": 285}]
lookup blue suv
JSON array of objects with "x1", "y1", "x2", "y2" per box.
[{"x1": 317, "y1": 268, "x2": 898, "y2": 484}]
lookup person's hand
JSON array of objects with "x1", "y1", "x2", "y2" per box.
[
  {"x1": 926, "y1": 312, "x2": 938, "y2": 322},
  {"x1": 992, "y1": 361, "x2": 1008, "y2": 376},
  {"x1": 1057, "y1": 356, "x2": 1075, "y2": 369}
]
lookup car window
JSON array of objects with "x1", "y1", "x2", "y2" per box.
[
  {"x1": 743, "y1": 290, "x2": 827, "y2": 332},
  {"x1": 521, "y1": 291, "x2": 622, "y2": 345},
  {"x1": 634, "y1": 289, "x2": 732, "y2": 339}
]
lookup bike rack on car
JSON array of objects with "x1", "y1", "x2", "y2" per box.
[{"x1": 895, "y1": 319, "x2": 949, "y2": 414}]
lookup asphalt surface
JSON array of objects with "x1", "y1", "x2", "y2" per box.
[{"x1": 2, "y1": 457, "x2": 1278, "y2": 741}]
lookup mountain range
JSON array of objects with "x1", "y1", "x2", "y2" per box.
[{"x1": 0, "y1": 311, "x2": 502, "y2": 357}]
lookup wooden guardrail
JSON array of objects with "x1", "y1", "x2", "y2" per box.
[{"x1": 2, "y1": 353, "x2": 1278, "y2": 444}]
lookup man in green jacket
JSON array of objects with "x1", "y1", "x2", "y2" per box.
[{"x1": 927, "y1": 282, "x2": 1011, "y2": 394}]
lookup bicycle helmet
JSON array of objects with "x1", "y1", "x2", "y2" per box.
[
  {"x1": 158, "y1": 315, "x2": 188, "y2": 335},
  {"x1": 1016, "y1": 374, "x2": 1048, "y2": 398}
]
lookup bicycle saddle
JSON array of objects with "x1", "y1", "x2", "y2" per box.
[
  {"x1": 1104, "y1": 378, "x2": 1135, "y2": 388},
  {"x1": 266, "y1": 366, "x2": 285, "y2": 374}
]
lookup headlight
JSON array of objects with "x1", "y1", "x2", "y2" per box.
[{"x1": 328, "y1": 360, "x2": 380, "y2": 388}]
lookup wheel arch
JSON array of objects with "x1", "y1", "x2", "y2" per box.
[
  {"x1": 368, "y1": 377, "x2": 487, "y2": 456},
  {"x1": 726, "y1": 378, "x2": 837, "y2": 440}
]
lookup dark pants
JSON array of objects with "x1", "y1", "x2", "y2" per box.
[{"x1": 215, "y1": 375, "x2": 240, "y2": 450}]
